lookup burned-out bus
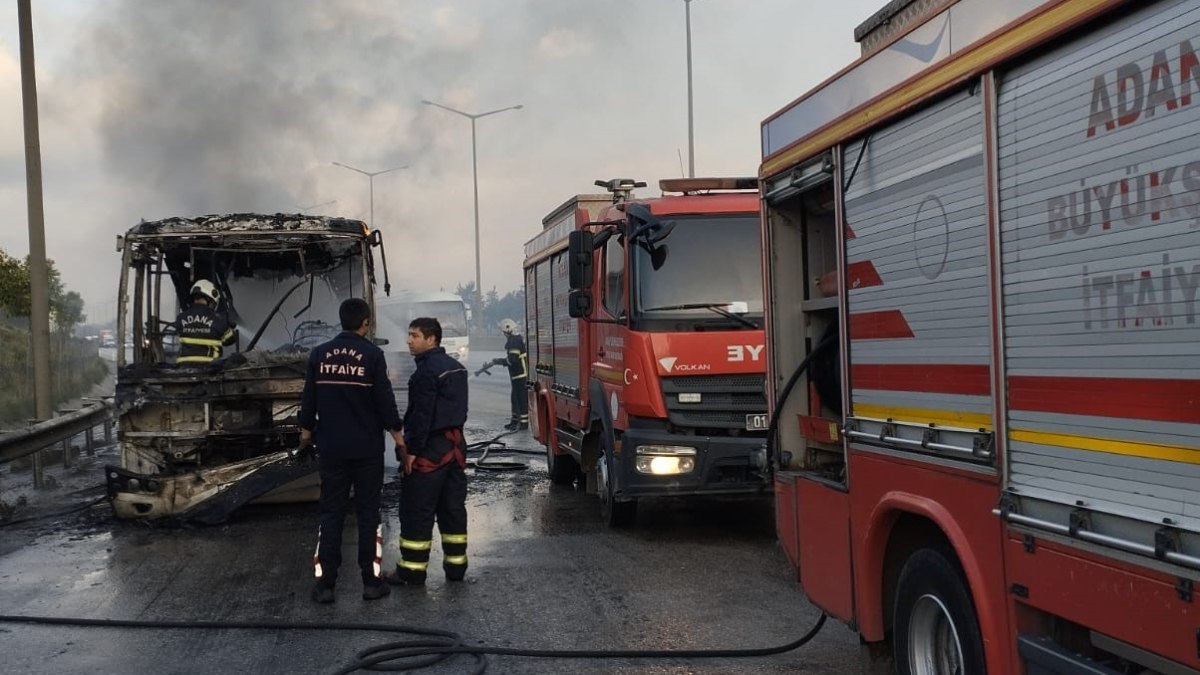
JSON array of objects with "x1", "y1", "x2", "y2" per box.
[{"x1": 106, "y1": 213, "x2": 389, "y2": 523}]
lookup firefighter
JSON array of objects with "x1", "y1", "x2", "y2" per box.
[
  {"x1": 484, "y1": 318, "x2": 528, "y2": 431},
  {"x1": 298, "y1": 297, "x2": 404, "y2": 604},
  {"x1": 384, "y1": 316, "x2": 470, "y2": 586},
  {"x1": 176, "y1": 279, "x2": 237, "y2": 365}
]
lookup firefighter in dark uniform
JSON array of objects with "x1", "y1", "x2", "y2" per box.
[
  {"x1": 299, "y1": 298, "x2": 404, "y2": 603},
  {"x1": 384, "y1": 316, "x2": 470, "y2": 586},
  {"x1": 485, "y1": 318, "x2": 528, "y2": 431},
  {"x1": 176, "y1": 279, "x2": 236, "y2": 365}
]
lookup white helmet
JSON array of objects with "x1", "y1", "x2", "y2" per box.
[
  {"x1": 190, "y1": 279, "x2": 219, "y2": 305},
  {"x1": 499, "y1": 318, "x2": 519, "y2": 335}
]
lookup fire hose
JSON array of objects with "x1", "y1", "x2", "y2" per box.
[
  {"x1": 464, "y1": 430, "x2": 541, "y2": 472},
  {"x1": 0, "y1": 612, "x2": 826, "y2": 674},
  {"x1": 0, "y1": 410, "x2": 830, "y2": 672},
  {"x1": 0, "y1": 346, "x2": 838, "y2": 672}
]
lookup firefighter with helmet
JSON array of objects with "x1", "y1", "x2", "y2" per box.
[
  {"x1": 485, "y1": 318, "x2": 528, "y2": 431},
  {"x1": 176, "y1": 279, "x2": 237, "y2": 365}
]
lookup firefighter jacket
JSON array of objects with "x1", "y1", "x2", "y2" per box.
[
  {"x1": 403, "y1": 346, "x2": 469, "y2": 457},
  {"x1": 489, "y1": 334, "x2": 528, "y2": 380},
  {"x1": 176, "y1": 304, "x2": 236, "y2": 365},
  {"x1": 299, "y1": 331, "x2": 402, "y2": 459}
]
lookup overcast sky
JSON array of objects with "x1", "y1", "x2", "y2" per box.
[{"x1": 1, "y1": 0, "x2": 884, "y2": 323}]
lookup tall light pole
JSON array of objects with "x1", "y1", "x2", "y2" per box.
[
  {"x1": 331, "y1": 162, "x2": 407, "y2": 229},
  {"x1": 421, "y1": 99, "x2": 523, "y2": 325},
  {"x1": 684, "y1": 0, "x2": 695, "y2": 178}
]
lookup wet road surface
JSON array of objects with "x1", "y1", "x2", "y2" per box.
[{"x1": 0, "y1": 351, "x2": 874, "y2": 674}]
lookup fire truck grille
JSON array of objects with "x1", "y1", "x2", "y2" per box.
[{"x1": 661, "y1": 375, "x2": 767, "y2": 433}]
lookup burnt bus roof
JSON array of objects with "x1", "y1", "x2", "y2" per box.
[{"x1": 126, "y1": 213, "x2": 368, "y2": 237}]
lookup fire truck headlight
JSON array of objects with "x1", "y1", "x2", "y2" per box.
[{"x1": 635, "y1": 445, "x2": 696, "y2": 475}]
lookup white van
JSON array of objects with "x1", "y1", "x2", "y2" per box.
[{"x1": 375, "y1": 290, "x2": 470, "y2": 388}]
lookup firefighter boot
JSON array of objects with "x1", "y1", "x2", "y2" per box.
[
  {"x1": 503, "y1": 420, "x2": 519, "y2": 431},
  {"x1": 310, "y1": 582, "x2": 335, "y2": 604},
  {"x1": 383, "y1": 565, "x2": 427, "y2": 586},
  {"x1": 362, "y1": 575, "x2": 391, "y2": 600}
]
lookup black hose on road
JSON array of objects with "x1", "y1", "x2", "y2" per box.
[
  {"x1": 463, "y1": 431, "x2": 538, "y2": 472},
  {"x1": 0, "y1": 611, "x2": 826, "y2": 675},
  {"x1": 2, "y1": 348, "x2": 842, "y2": 670}
]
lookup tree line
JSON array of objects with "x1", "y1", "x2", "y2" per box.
[
  {"x1": 0, "y1": 247, "x2": 106, "y2": 424},
  {"x1": 453, "y1": 282, "x2": 525, "y2": 334}
]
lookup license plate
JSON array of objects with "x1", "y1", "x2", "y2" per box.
[{"x1": 745, "y1": 413, "x2": 769, "y2": 431}]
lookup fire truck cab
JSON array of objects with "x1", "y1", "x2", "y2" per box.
[{"x1": 523, "y1": 178, "x2": 770, "y2": 526}]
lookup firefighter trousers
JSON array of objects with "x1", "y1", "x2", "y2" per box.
[
  {"x1": 509, "y1": 376, "x2": 529, "y2": 425},
  {"x1": 394, "y1": 431, "x2": 468, "y2": 583},
  {"x1": 314, "y1": 454, "x2": 384, "y2": 586}
]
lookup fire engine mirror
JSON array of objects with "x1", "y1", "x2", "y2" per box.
[
  {"x1": 649, "y1": 244, "x2": 669, "y2": 271},
  {"x1": 567, "y1": 290, "x2": 593, "y2": 318},
  {"x1": 568, "y1": 231, "x2": 594, "y2": 290}
]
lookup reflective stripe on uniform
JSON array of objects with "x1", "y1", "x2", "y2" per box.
[
  {"x1": 399, "y1": 559, "x2": 429, "y2": 571},
  {"x1": 444, "y1": 555, "x2": 468, "y2": 566},
  {"x1": 179, "y1": 336, "x2": 222, "y2": 362},
  {"x1": 180, "y1": 337, "x2": 224, "y2": 347},
  {"x1": 441, "y1": 533, "x2": 468, "y2": 545},
  {"x1": 374, "y1": 525, "x2": 383, "y2": 578},
  {"x1": 400, "y1": 537, "x2": 433, "y2": 551},
  {"x1": 313, "y1": 528, "x2": 323, "y2": 578}
]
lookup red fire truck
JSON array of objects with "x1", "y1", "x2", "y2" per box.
[
  {"x1": 760, "y1": 0, "x2": 1199, "y2": 672},
  {"x1": 522, "y1": 178, "x2": 770, "y2": 526}
]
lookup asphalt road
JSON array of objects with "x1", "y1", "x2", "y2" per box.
[{"x1": 0, "y1": 350, "x2": 874, "y2": 674}]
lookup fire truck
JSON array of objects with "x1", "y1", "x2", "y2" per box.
[
  {"x1": 760, "y1": 0, "x2": 1199, "y2": 672},
  {"x1": 522, "y1": 178, "x2": 770, "y2": 526}
]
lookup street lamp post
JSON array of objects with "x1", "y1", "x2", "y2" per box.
[
  {"x1": 421, "y1": 99, "x2": 523, "y2": 326},
  {"x1": 331, "y1": 162, "x2": 407, "y2": 229},
  {"x1": 684, "y1": 0, "x2": 695, "y2": 178}
]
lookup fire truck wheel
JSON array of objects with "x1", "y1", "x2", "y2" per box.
[
  {"x1": 893, "y1": 547, "x2": 985, "y2": 675},
  {"x1": 596, "y1": 453, "x2": 637, "y2": 527},
  {"x1": 546, "y1": 447, "x2": 580, "y2": 486}
]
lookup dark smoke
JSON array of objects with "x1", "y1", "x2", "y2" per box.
[{"x1": 77, "y1": 1, "x2": 633, "y2": 220}]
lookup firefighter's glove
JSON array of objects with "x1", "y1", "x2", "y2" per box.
[
  {"x1": 293, "y1": 443, "x2": 317, "y2": 463},
  {"x1": 295, "y1": 428, "x2": 316, "y2": 463}
]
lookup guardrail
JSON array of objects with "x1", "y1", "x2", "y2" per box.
[{"x1": 0, "y1": 400, "x2": 116, "y2": 489}]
